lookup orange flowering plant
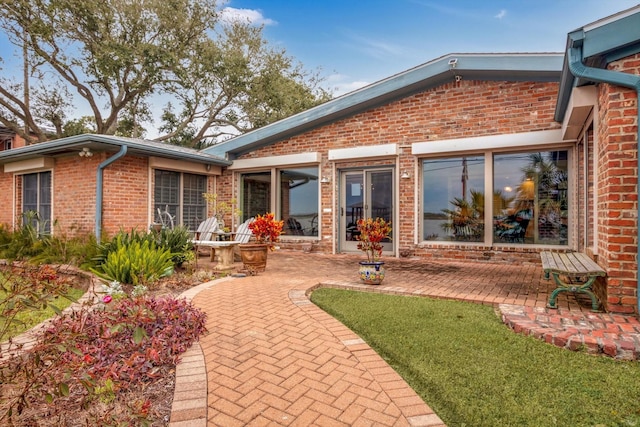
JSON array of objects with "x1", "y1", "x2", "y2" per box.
[
  {"x1": 356, "y1": 217, "x2": 392, "y2": 262},
  {"x1": 248, "y1": 212, "x2": 284, "y2": 249}
]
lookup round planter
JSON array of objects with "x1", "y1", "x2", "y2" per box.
[
  {"x1": 358, "y1": 261, "x2": 386, "y2": 285},
  {"x1": 239, "y1": 243, "x2": 269, "y2": 273}
]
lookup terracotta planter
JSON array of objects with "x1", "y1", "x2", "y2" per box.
[
  {"x1": 239, "y1": 243, "x2": 269, "y2": 273},
  {"x1": 358, "y1": 261, "x2": 386, "y2": 285}
]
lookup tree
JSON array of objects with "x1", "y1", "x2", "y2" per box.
[{"x1": 0, "y1": 0, "x2": 331, "y2": 146}]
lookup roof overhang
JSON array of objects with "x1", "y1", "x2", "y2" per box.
[
  {"x1": 0, "y1": 134, "x2": 231, "y2": 166},
  {"x1": 555, "y1": 5, "x2": 640, "y2": 122},
  {"x1": 205, "y1": 53, "x2": 563, "y2": 160}
]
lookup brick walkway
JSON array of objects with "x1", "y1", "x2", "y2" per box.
[{"x1": 169, "y1": 251, "x2": 640, "y2": 426}]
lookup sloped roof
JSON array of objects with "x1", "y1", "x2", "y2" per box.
[
  {"x1": 203, "y1": 53, "x2": 564, "y2": 159},
  {"x1": 555, "y1": 4, "x2": 640, "y2": 121},
  {"x1": 0, "y1": 133, "x2": 231, "y2": 166}
]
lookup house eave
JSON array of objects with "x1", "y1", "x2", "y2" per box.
[
  {"x1": 555, "y1": 5, "x2": 640, "y2": 122},
  {"x1": 205, "y1": 53, "x2": 563, "y2": 160},
  {"x1": 0, "y1": 134, "x2": 231, "y2": 166}
]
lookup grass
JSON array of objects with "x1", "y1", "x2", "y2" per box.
[
  {"x1": 0, "y1": 286, "x2": 85, "y2": 340},
  {"x1": 310, "y1": 288, "x2": 640, "y2": 427}
]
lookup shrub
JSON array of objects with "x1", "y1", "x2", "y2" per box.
[
  {"x1": 91, "y1": 238, "x2": 174, "y2": 286},
  {"x1": 0, "y1": 265, "x2": 77, "y2": 342},
  {"x1": 1, "y1": 295, "x2": 207, "y2": 425},
  {"x1": 0, "y1": 213, "x2": 46, "y2": 261},
  {"x1": 154, "y1": 225, "x2": 193, "y2": 267},
  {"x1": 96, "y1": 227, "x2": 193, "y2": 270}
]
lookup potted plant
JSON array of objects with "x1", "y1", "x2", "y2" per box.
[
  {"x1": 202, "y1": 192, "x2": 242, "y2": 232},
  {"x1": 239, "y1": 212, "x2": 284, "y2": 273},
  {"x1": 356, "y1": 217, "x2": 392, "y2": 285}
]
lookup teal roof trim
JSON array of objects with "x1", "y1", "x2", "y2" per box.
[
  {"x1": 556, "y1": 5, "x2": 640, "y2": 122},
  {"x1": 582, "y1": 11, "x2": 640, "y2": 60},
  {"x1": 205, "y1": 53, "x2": 563, "y2": 159},
  {"x1": 0, "y1": 134, "x2": 231, "y2": 166}
]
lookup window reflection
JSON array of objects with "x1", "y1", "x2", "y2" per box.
[
  {"x1": 240, "y1": 167, "x2": 319, "y2": 237},
  {"x1": 422, "y1": 156, "x2": 485, "y2": 242},
  {"x1": 493, "y1": 151, "x2": 568, "y2": 245},
  {"x1": 280, "y1": 167, "x2": 319, "y2": 237}
]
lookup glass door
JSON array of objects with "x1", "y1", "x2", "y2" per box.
[{"x1": 340, "y1": 169, "x2": 393, "y2": 253}]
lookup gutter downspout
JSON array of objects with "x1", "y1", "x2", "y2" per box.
[
  {"x1": 96, "y1": 145, "x2": 128, "y2": 242},
  {"x1": 568, "y1": 42, "x2": 640, "y2": 317}
]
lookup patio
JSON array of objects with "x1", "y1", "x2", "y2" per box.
[{"x1": 170, "y1": 251, "x2": 640, "y2": 426}]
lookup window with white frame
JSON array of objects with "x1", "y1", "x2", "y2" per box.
[
  {"x1": 22, "y1": 171, "x2": 52, "y2": 234},
  {"x1": 422, "y1": 149, "x2": 569, "y2": 246},
  {"x1": 240, "y1": 166, "x2": 319, "y2": 237},
  {"x1": 423, "y1": 155, "x2": 485, "y2": 242},
  {"x1": 154, "y1": 170, "x2": 207, "y2": 231}
]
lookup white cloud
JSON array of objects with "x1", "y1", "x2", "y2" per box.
[
  {"x1": 325, "y1": 73, "x2": 370, "y2": 97},
  {"x1": 220, "y1": 7, "x2": 277, "y2": 26},
  {"x1": 494, "y1": 9, "x2": 507, "y2": 19}
]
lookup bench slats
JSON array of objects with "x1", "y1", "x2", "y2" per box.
[
  {"x1": 540, "y1": 251, "x2": 605, "y2": 311},
  {"x1": 541, "y1": 251, "x2": 605, "y2": 276}
]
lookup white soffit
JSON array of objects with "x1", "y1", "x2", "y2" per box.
[
  {"x1": 412, "y1": 129, "x2": 566, "y2": 155},
  {"x1": 149, "y1": 156, "x2": 220, "y2": 175},
  {"x1": 562, "y1": 86, "x2": 596, "y2": 140},
  {"x1": 229, "y1": 152, "x2": 321, "y2": 170},
  {"x1": 328, "y1": 143, "x2": 398, "y2": 161},
  {"x1": 4, "y1": 157, "x2": 55, "y2": 173}
]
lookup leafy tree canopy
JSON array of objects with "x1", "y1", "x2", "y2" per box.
[{"x1": 0, "y1": 0, "x2": 332, "y2": 147}]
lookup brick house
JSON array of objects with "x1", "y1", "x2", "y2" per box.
[
  {"x1": 0, "y1": 6, "x2": 638, "y2": 314},
  {"x1": 202, "y1": 6, "x2": 639, "y2": 314},
  {"x1": 0, "y1": 134, "x2": 230, "y2": 240}
]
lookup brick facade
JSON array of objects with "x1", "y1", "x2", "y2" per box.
[
  {"x1": 226, "y1": 79, "x2": 561, "y2": 261},
  {"x1": 594, "y1": 53, "x2": 640, "y2": 313},
  {"x1": 0, "y1": 152, "x2": 215, "y2": 239}
]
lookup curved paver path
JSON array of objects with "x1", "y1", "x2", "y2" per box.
[
  {"x1": 192, "y1": 267, "x2": 442, "y2": 426},
  {"x1": 169, "y1": 251, "x2": 640, "y2": 426}
]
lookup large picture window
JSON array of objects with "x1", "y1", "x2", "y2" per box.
[
  {"x1": 494, "y1": 151, "x2": 568, "y2": 245},
  {"x1": 280, "y1": 167, "x2": 319, "y2": 237},
  {"x1": 22, "y1": 171, "x2": 52, "y2": 234},
  {"x1": 154, "y1": 170, "x2": 206, "y2": 231},
  {"x1": 421, "y1": 149, "x2": 569, "y2": 246},
  {"x1": 423, "y1": 156, "x2": 485, "y2": 242},
  {"x1": 240, "y1": 166, "x2": 319, "y2": 237}
]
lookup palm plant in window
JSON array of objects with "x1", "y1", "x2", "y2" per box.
[
  {"x1": 519, "y1": 153, "x2": 568, "y2": 242},
  {"x1": 441, "y1": 190, "x2": 485, "y2": 241}
]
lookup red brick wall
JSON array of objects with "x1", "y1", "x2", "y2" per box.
[
  {"x1": 596, "y1": 53, "x2": 640, "y2": 314},
  {"x1": 225, "y1": 79, "x2": 561, "y2": 259},
  {"x1": 54, "y1": 155, "x2": 99, "y2": 236},
  {"x1": 0, "y1": 171, "x2": 13, "y2": 228},
  {"x1": 101, "y1": 155, "x2": 149, "y2": 237}
]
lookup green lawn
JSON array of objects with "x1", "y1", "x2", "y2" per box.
[
  {"x1": 311, "y1": 288, "x2": 640, "y2": 427},
  {"x1": 1, "y1": 287, "x2": 85, "y2": 340}
]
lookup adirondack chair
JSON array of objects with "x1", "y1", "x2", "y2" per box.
[
  {"x1": 193, "y1": 218, "x2": 255, "y2": 269},
  {"x1": 194, "y1": 217, "x2": 220, "y2": 242}
]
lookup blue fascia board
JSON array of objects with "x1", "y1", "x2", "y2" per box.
[
  {"x1": 0, "y1": 133, "x2": 231, "y2": 165},
  {"x1": 582, "y1": 12, "x2": 640, "y2": 59},
  {"x1": 205, "y1": 53, "x2": 563, "y2": 159},
  {"x1": 556, "y1": 6, "x2": 640, "y2": 122}
]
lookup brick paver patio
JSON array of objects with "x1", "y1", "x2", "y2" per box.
[{"x1": 170, "y1": 251, "x2": 640, "y2": 426}]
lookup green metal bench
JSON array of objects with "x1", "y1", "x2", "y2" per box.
[{"x1": 540, "y1": 251, "x2": 605, "y2": 311}]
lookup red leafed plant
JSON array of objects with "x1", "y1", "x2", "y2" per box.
[
  {"x1": 248, "y1": 213, "x2": 284, "y2": 248},
  {"x1": 356, "y1": 217, "x2": 392, "y2": 262}
]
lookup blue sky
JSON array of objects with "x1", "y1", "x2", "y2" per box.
[
  {"x1": 1, "y1": 1, "x2": 638, "y2": 130},
  {"x1": 222, "y1": 0, "x2": 640, "y2": 95}
]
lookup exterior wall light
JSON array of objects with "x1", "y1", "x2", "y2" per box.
[
  {"x1": 401, "y1": 170, "x2": 411, "y2": 179},
  {"x1": 79, "y1": 147, "x2": 93, "y2": 157},
  {"x1": 320, "y1": 176, "x2": 331, "y2": 183}
]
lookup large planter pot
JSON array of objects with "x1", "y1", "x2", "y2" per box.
[
  {"x1": 239, "y1": 243, "x2": 269, "y2": 273},
  {"x1": 358, "y1": 261, "x2": 386, "y2": 285}
]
